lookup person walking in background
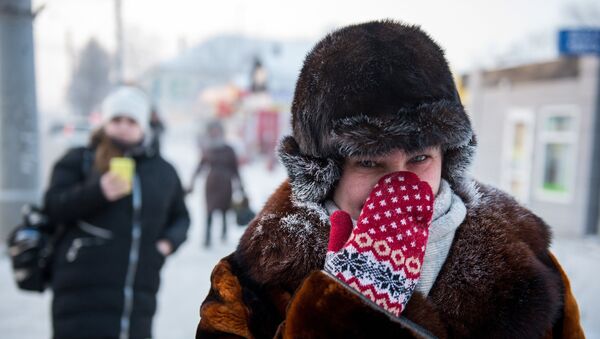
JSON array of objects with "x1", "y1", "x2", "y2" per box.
[
  {"x1": 149, "y1": 106, "x2": 165, "y2": 154},
  {"x1": 44, "y1": 85, "x2": 190, "y2": 339},
  {"x1": 188, "y1": 120, "x2": 242, "y2": 248}
]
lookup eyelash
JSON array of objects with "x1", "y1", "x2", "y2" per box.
[
  {"x1": 356, "y1": 155, "x2": 430, "y2": 168},
  {"x1": 357, "y1": 160, "x2": 379, "y2": 168},
  {"x1": 409, "y1": 155, "x2": 429, "y2": 163}
]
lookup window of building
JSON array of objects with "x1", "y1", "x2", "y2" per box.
[
  {"x1": 535, "y1": 106, "x2": 579, "y2": 203},
  {"x1": 501, "y1": 109, "x2": 535, "y2": 203}
]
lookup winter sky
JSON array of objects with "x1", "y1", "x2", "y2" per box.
[{"x1": 33, "y1": 0, "x2": 598, "y2": 113}]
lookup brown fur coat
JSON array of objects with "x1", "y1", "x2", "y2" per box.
[{"x1": 197, "y1": 180, "x2": 585, "y2": 338}]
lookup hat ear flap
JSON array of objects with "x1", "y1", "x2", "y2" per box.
[
  {"x1": 278, "y1": 136, "x2": 342, "y2": 203},
  {"x1": 442, "y1": 136, "x2": 479, "y2": 205}
]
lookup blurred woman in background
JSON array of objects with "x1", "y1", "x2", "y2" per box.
[
  {"x1": 45, "y1": 85, "x2": 190, "y2": 339},
  {"x1": 188, "y1": 120, "x2": 242, "y2": 248}
]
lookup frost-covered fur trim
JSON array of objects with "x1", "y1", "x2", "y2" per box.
[
  {"x1": 331, "y1": 101, "x2": 472, "y2": 157},
  {"x1": 278, "y1": 136, "x2": 342, "y2": 203},
  {"x1": 236, "y1": 181, "x2": 331, "y2": 290},
  {"x1": 329, "y1": 100, "x2": 478, "y2": 203},
  {"x1": 441, "y1": 136, "x2": 479, "y2": 205}
]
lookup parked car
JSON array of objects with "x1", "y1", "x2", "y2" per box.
[{"x1": 48, "y1": 115, "x2": 95, "y2": 147}]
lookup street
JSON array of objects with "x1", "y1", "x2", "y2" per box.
[{"x1": 0, "y1": 123, "x2": 598, "y2": 338}]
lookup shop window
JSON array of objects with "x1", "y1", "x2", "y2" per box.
[
  {"x1": 501, "y1": 109, "x2": 535, "y2": 203},
  {"x1": 535, "y1": 106, "x2": 579, "y2": 203}
]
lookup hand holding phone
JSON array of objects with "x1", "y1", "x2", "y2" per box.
[{"x1": 100, "y1": 157, "x2": 135, "y2": 201}]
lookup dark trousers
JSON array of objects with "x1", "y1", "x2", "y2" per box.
[{"x1": 205, "y1": 209, "x2": 227, "y2": 247}]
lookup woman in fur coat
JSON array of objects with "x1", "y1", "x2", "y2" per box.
[{"x1": 196, "y1": 21, "x2": 584, "y2": 338}]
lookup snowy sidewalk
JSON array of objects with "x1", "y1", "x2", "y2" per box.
[{"x1": 552, "y1": 236, "x2": 600, "y2": 338}]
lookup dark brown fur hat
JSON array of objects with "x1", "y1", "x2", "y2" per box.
[{"x1": 279, "y1": 20, "x2": 477, "y2": 203}]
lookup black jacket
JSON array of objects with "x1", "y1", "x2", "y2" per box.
[{"x1": 45, "y1": 146, "x2": 190, "y2": 339}]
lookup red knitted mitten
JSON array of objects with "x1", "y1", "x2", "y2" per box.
[{"x1": 324, "y1": 171, "x2": 434, "y2": 316}]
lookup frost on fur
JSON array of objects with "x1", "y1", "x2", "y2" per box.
[
  {"x1": 278, "y1": 136, "x2": 341, "y2": 203},
  {"x1": 331, "y1": 101, "x2": 473, "y2": 158}
]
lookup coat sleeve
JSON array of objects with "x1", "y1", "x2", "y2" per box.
[
  {"x1": 160, "y1": 173, "x2": 190, "y2": 252},
  {"x1": 196, "y1": 256, "x2": 438, "y2": 339},
  {"x1": 229, "y1": 146, "x2": 240, "y2": 180},
  {"x1": 44, "y1": 148, "x2": 109, "y2": 223},
  {"x1": 196, "y1": 257, "x2": 254, "y2": 338},
  {"x1": 547, "y1": 253, "x2": 585, "y2": 339},
  {"x1": 189, "y1": 153, "x2": 208, "y2": 188}
]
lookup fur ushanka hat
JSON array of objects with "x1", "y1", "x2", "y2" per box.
[{"x1": 279, "y1": 20, "x2": 477, "y2": 204}]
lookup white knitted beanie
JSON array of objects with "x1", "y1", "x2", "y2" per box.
[{"x1": 101, "y1": 86, "x2": 150, "y2": 131}]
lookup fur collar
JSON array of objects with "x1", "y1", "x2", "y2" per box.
[{"x1": 236, "y1": 180, "x2": 562, "y2": 337}]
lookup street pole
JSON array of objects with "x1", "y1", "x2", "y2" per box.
[
  {"x1": 586, "y1": 56, "x2": 600, "y2": 235},
  {"x1": 0, "y1": 0, "x2": 40, "y2": 242},
  {"x1": 115, "y1": 0, "x2": 124, "y2": 83}
]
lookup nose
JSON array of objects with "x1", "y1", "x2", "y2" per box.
[
  {"x1": 382, "y1": 149, "x2": 411, "y2": 174},
  {"x1": 387, "y1": 161, "x2": 408, "y2": 175}
]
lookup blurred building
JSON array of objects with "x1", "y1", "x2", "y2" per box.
[
  {"x1": 465, "y1": 55, "x2": 600, "y2": 237},
  {"x1": 137, "y1": 35, "x2": 313, "y2": 165},
  {"x1": 138, "y1": 34, "x2": 313, "y2": 119}
]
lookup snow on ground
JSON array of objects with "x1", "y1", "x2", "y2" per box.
[
  {"x1": 0, "y1": 124, "x2": 598, "y2": 338},
  {"x1": 551, "y1": 237, "x2": 600, "y2": 338}
]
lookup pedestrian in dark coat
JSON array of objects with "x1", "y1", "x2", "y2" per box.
[
  {"x1": 196, "y1": 21, "x2": 584, "y2": 338},
  {"x1": 149, "y1": 107, "x2": 165, "y2": 154},
  {"x1": 188, "y1": 120, "x2": 241, "y2": 247},
  {"x1": 45, "y1": 86, "x2": 190, "y2": 339}
]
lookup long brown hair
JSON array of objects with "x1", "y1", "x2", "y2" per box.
[{"x1": 90, "y1": 128, "x2": 124, "y2": 173}]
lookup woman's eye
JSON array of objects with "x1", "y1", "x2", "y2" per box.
[
  {"x1": 410, "y1": 155, "x2": 429, "y2": 163},
  {"x1": 357, "y1": 160, "x2": 378, "y2": 168}
]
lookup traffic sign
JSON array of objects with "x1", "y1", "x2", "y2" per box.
[{"x1": 559, "y1": 29, "x2": 600, "y2": 55}]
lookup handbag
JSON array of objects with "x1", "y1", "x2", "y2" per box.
[
  {"x1": 7, "y1": 205, "x2": 57, "y2": 292},
  {"x1": 7, "y1": 148, "x2": 94, "y2": 292},
  {"x1": 233, "y1": 196, "x2": 256, "y2": 226}
]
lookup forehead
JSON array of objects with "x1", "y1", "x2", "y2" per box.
[{"x1": 349, "y1": 146, "x2": 442, "y2": 160}]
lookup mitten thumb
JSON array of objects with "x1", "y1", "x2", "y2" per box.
[{"x1": 328, "y1": 210, "x2": 353, "y2": 253}]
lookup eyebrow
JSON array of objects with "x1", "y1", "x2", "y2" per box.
[
  {"x1": 350, "y1": 146, "x2": 439, "y2": 161},
  {"x1": 407, "y1": 147, "x2": 435, "y2": 156}
]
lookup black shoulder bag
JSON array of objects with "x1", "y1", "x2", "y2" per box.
[{"x1": 6, "y1": 148, "x2": 94, "y2": 292}]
